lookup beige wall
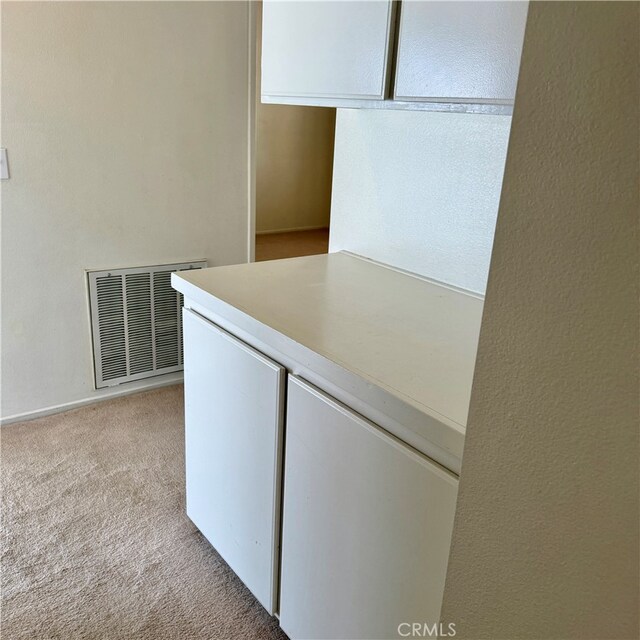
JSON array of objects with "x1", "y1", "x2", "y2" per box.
[
  {"x1": 441, "y1": 3, "x2": 639, "y2": 638},
  {"x1": 255, "y1": 1, "x2": 335, "y2": 234},
  {"x1": 1, "y1": 1, "x2": 251, "y2": 420}
]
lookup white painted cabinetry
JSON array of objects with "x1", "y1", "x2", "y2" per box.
[
  {"x1": 394, "y1": 0, "x2": 529, "y2": 103},
  {"x1": 261, "y1": 0, "x2": 394, "y2": 103},
  {"x1": 174, "y1": 254, "x2": 477, "y2": 638},
  {"x1": 279, "y1": 376, "x2": 459, "y2": 640},
  {"x1": 261, "y1": 0, "x2": 528, "y2": 110},
  {"x1": 182, "y1": 309, "x2": 284, "y2": 614}
]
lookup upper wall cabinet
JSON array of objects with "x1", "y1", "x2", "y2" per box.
[
  {"x1": 261, "y1": 1, "x2": 528, "y2": 111},
  {"x1": 261, "y1": 0, "x2": 395, "y2": 104},
  {"x1": 394, "y1": 1, "x2": 529, "y2": 103}
]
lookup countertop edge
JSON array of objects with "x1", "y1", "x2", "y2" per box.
[{"x1": 172, "y1": 270, "x2": 466, "y2": 474}]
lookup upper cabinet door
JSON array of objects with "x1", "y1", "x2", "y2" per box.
[
  {"x1": 394, "y1": 1, "x2": 529, "y2": 103},
  {"x1": 261, "y1": 0, "x2": 395, "y2": 102}
]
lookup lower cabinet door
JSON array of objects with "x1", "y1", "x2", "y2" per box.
[
  {"x1": 280, "y1": 376, "x2": 459, "y2": 640},
  {"x1": 182, "y1": 308, "x2": 285, "y2": 614}
]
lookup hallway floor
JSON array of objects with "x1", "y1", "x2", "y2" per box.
[
  {"x1": 0, "y1": 386, "x2": 287, "y2": 640},
  {"x1": 255, "y1": 228, "x2": 329, "y2": 262}
]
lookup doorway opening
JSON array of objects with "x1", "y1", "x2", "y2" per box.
[{"x1": 253, "y1": 2, "x2": 336, "y2": 263}]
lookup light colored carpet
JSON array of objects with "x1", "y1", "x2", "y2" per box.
[{"x1": 1, "y1": 385, "x2": 288, "y2": 640}]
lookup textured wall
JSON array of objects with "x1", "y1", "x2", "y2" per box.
[
  {"x1": 329, "y1": 109, "x2": 511, "y2": 294},
  {"x1": 255, "y1": 1, "x2": 335, "y2": 234},
  {"x1": 441, "y1": 3, "x2": 639, "y2": 638},
  {"x1": 1, "y1": 2, "x2": 250, "y2": 420}
]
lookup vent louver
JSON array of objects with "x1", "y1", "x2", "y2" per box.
[{"x1": 88, "y1": 261, "x2": 205, "y2": 388}]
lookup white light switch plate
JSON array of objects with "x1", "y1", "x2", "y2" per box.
[{"x1": 0, "y1": 149, "x2": 9, "y2": 180}]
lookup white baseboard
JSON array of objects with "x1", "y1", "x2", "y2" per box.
[
  {"x1": 256, "y1": 225, "x2": 329, "y2": 235},
  {"x1": 0, "y1": 373, "x2": 184, "y2": 426}
]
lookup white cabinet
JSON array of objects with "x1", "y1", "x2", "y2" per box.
[
  {"x1": 279, "y1": 376, "x2": 459, "y2": 640},
  {"x1": 174, "y1": 256, "x2": 474, "y2": 636},
  {"x1": 394, "y1": 0, "x2": 529, "y2": 103},
  {"x1": 261, "y1": 0, "x2": 527, "y2": 109},
  {"x1": 182, "y1": 309, "x2": 285, "y2": 614},
  {"x1": 261, "y1": 0, "x2": 395, "y2": 102}
]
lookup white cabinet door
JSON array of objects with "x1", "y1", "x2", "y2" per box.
[
  {"x1": 261, "y1": 0, "x2": 394, "y2": 102},
  {"x1": 280, "y1": 376, "x2": 459, "y2": 640},
  {"x1": 182, "y1": 309, "x2": 285, "y2": 614},
  {"x1": 394, "y1": 1, "x2": 529, "y2": 103}
]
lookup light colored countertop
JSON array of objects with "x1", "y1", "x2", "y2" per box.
[{"x1": 172, "y1": 252, "x2": 483, "y2": 473}]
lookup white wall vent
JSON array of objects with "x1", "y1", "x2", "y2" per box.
[{"x1": 88, "y1": 261, "x2": 206, "y2": 388}]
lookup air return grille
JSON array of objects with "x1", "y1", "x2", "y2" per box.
[{"x1": 88, "y1": 261, "x2": 206, "y2": 388}]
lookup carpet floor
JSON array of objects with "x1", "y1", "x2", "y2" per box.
[{"x1": 1, "y1": 385, "x2": 288, "y2": 640}]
